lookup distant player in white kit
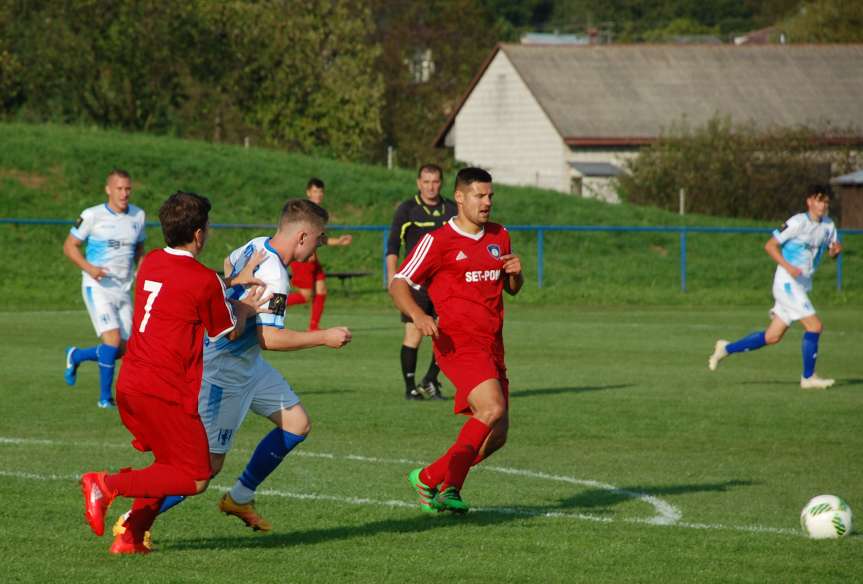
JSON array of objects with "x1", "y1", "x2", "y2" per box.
[
  {"x1": 63, "y1": 169, "x2": 146, "y2": 407},
  {"x1": 708, "y1": 185, "x2": 842, "y2": 389}
]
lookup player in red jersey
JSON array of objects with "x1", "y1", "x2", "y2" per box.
[
  {"x1": 79, "y1": 191, "x2": 266, "y2": 554},
  {"x1": 390, "y1": 167, "x2": 523, "y2": 513},
  {"x1": 287, "y1": 178, "x2": 352, "y2": 330}
]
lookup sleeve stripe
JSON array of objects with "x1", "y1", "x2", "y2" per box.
[
  {"x1": 207, "y1": 272, "x2": 236, "y2": 341},
  {"x1": 398, "y1": 234, "x2": 434, "y2": 280}
]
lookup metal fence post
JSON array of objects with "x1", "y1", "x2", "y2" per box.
[
  {"x1": 381, "y1": 229, "x2": 388, "y2": 289},
  {"x1": 680, "y1": 228, "x2": 687, "y2": 293},
  {"x1": 537, "y1": 228, "x2": 544, "y2": 288},
  {"x1": 837, "y1": 250, "x2": 843, "y2": 292}
]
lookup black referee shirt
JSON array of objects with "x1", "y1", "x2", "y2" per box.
[{"x1": 386, "y1": 195, "x2": 458, "y2": 258}]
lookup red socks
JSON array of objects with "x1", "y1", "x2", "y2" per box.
[
  {"x1": 287, "y1": 292, "x2": 307, "y2": 306},
  {"x1": 121, "y1": 497, "x2": 161, "y2": 543},
  {"x1": 421, "y1": 417, "x2": 491, "y2": 490},
  {"x1": 310, "y1": 294, "x2": 326, "y2": 330},
  {"x1": 104, "y1": 463, "x2": 198, "y2": 499}
]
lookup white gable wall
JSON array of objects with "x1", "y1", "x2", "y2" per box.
[{"x1": 451, "y1": 51, "x2": 569, "y2": 193}]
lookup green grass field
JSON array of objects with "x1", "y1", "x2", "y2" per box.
[{"x1": 1, "y1": 305, "x2": 861, "y2": 583}]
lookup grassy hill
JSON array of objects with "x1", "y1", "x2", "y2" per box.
[{"x1": 0, "y1": 122, "x2": 859, "y2": 309}]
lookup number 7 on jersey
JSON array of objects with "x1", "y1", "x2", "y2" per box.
[{"x1": 139, "y1": 280, "x2": 163, "y2": 333}]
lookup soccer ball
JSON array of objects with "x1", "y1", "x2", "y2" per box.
[{"x1": 800, "y1": 495, "x2": 853, "y2": 539}]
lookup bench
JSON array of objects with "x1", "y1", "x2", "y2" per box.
[{"x1": 327, "y1": 271, "x2": 372, "y2": 295}]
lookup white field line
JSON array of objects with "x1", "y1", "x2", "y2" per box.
[{"x1": 0, "y1": 436, "x2": 801, "y2": 536}]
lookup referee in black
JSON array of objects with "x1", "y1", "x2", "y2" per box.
[{"x1": 386, "y1": 164, "x2": 457, "y2": 400}]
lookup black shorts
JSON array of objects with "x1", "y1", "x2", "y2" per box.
[{"x1": 400, "y1": 287, "x2": 437, "y2": 323}]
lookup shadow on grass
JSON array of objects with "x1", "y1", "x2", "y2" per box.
[
  {"x1": 740, "y1": 378, "x2": 863, "y2": 388},
  {"x1": 509, "y1": 384, "x2": 633, "y2": 399},
  {"x1": 560, "y1": 479, "x2": 758, "y2": 514},
  {"x1": 166, "y1": 511, "x2": 515, "y2": 552},
  {"x1": 165, "y1": 478, "x2": 757, "y2": 551}
]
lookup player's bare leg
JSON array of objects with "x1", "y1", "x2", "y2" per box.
[
  {"x1": 220, "y1": 405, "x2": 310, "y2": 532},
  {"x1": 798, "y1": 314, "x2": 833, "y2": 389}
]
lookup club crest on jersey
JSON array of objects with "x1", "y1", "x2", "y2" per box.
[{"x1": 487, "y1": 244, "x2": 501, "y2": 259}]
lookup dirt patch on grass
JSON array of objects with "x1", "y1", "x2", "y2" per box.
[{"x1": 0, "y1": 168, "x2": 50, "y2": 189}]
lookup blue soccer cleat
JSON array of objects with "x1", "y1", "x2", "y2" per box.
[{"x1": 64, "y1": 346, "x2": 79, "y2": 386}]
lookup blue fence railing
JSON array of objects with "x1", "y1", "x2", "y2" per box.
[{"x1": 2, "y1": 218, "x2": 860, "y2": 292}]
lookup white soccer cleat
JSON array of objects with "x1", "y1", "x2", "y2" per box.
[
  {"x1": 708, "y1": 340, "x2": 729, "y2": 371},
  {"x1": 800, "y1": 375, "x2": 835, "y2": 390}
]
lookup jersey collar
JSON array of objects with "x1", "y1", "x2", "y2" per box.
[
  {"x1": 448, "y1": 218, "x2": 484, "y2": 241},
  {"x1": 164, "y1": 247, "x2": 194, "y2": 257},
  {"x1": 104, "y1": 203, "x2": 129, "y2": 215}
]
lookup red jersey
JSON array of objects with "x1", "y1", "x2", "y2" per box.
[
  {"x1": 395, "y1": 219, "x2": 511, "y2": 341},
  {"x1": 117, "y1": 248, "x2": 236, "y2": 414}
]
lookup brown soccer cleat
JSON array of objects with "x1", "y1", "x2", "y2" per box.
[{"x1": 218, "y1": 493, "x2": 272, "y2": 532}]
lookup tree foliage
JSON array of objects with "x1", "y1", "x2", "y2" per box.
[
  {"x1": 779, "y1": 0, "x2": 863, "y2": 43},
  {"x1": 618, "y1": 116, "x2": 860, "y2": 220},
  {"x1": 0, "y1": 0, "x2": 384, "y2": 161}
]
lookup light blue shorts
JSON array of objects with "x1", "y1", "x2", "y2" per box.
[{"x1": 199, "y1": 362, "x2": 300, "y2": 454}]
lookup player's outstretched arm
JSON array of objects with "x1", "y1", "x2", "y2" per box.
[
  {"x1": 226, "y1": 286, "x2": 270, "y2": 341},
  {"x1": 258, "y1": 325, "x2": 351, "y2": 351},
  {"x1": 224, "y1": 249, "x2": 268, "y2": 288},
  {"x1": 764, "y1": 238, "x2": 802, "y2": 278},
  {"x1": 501, "y1": 254, "x2": 524, "y2": 296},
  {"x1": 389, "y1": 278, "x2": 438, "y2": 337},
  {"x1": 327, "y1": 234, "x2": 352, "y2": 246},
  {"x1": 62, "y1": 233, "x2": 108, "y2": 280}
]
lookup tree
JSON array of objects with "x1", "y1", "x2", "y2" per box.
[
  {"x1": 618, "y1": 116, "x2": 860, "y2": 220},
  {"x1": 235, "y1": 0, "x2": 385, "y2": 161},
  {"x1": 779, "y1": 0, "x2": 863, "y2": 42},
  {"x1": 372, "y1": 0, "x2": 501, "y2": 168}
]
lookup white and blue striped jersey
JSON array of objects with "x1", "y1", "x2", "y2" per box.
[
  {"x1": 202, "y1": 237, "x2": 288, "y2": 387},
  {"x1": 70, "y1": 203, "x2": 146, "y2": 293},
  {"x1": 772, "y1": 212, "x2": 838, "y2": 289}
]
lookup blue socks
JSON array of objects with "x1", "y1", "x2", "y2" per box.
[
  {"x1": 159, "y1": 495, "x2": 186, "y2": 514},
  {"x1": 72, "y1": 346, "x2": 99, "y2": 365},
  {"x1": 802, "y1": 331, "x2": 820, "y2": 379},
  {"x1": 726, "y1": 332, "x2": 766, "y2": 354},
  {"x1": 238, "y1": 429, "x2": 306, "y2": 493},
  {"x1": 97, "y1": 344, "x2": 119, "y2": 402}
]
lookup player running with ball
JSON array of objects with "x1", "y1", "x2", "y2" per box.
[{"x1": 390, "y1": 167, "x2": 523, "y2": 513}]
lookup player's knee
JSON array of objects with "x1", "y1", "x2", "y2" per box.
[
  {"x1": 193, "y1": 479, "x2": 210, "y2": 494},
  {"x1": 764, "y1": 330, "x2": 785, "y2": 345},
  {"x1": 477, "y1": 404, "x2": 506, "y2": 426},
  {"x1": 808, "y1": 321, "x2": 823, "y2": 334}
]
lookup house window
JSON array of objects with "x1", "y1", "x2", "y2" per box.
[{"x1": 406, "y1": 48, "x2": 435, "y2": 83}]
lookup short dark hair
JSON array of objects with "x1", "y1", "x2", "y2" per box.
[
  {"x1": 417, "y1": 164, "x2": 443, "y2": 179},
  {"x1": 278, "y1": 198, "x2": 329, "y2": 231},
  {"x1": 806, "y1": 183, "x2": 832, "y2": 199},
  {"x1": 107, "y1": 169, "x2": 131, "y2": 183},
  {"x1": 159, "y1": 191, "x2": 211, "y2": 247},
  {"x1": 455, "y1": 167, "x2": 492, "y2": 191},
  {"x1": 307, "y1": 177, "x2": 325, "y2": 190}
]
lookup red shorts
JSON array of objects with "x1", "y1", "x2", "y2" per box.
[
  {"x1": 434, "y1": 332, "x2": 509, "y2": 415},
  {"x1": 117, "y1": 391, "x2": 212, "y2": 481},
  {"x1": 289, "y1": 259, "x2": 325, "y2": 289}
]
